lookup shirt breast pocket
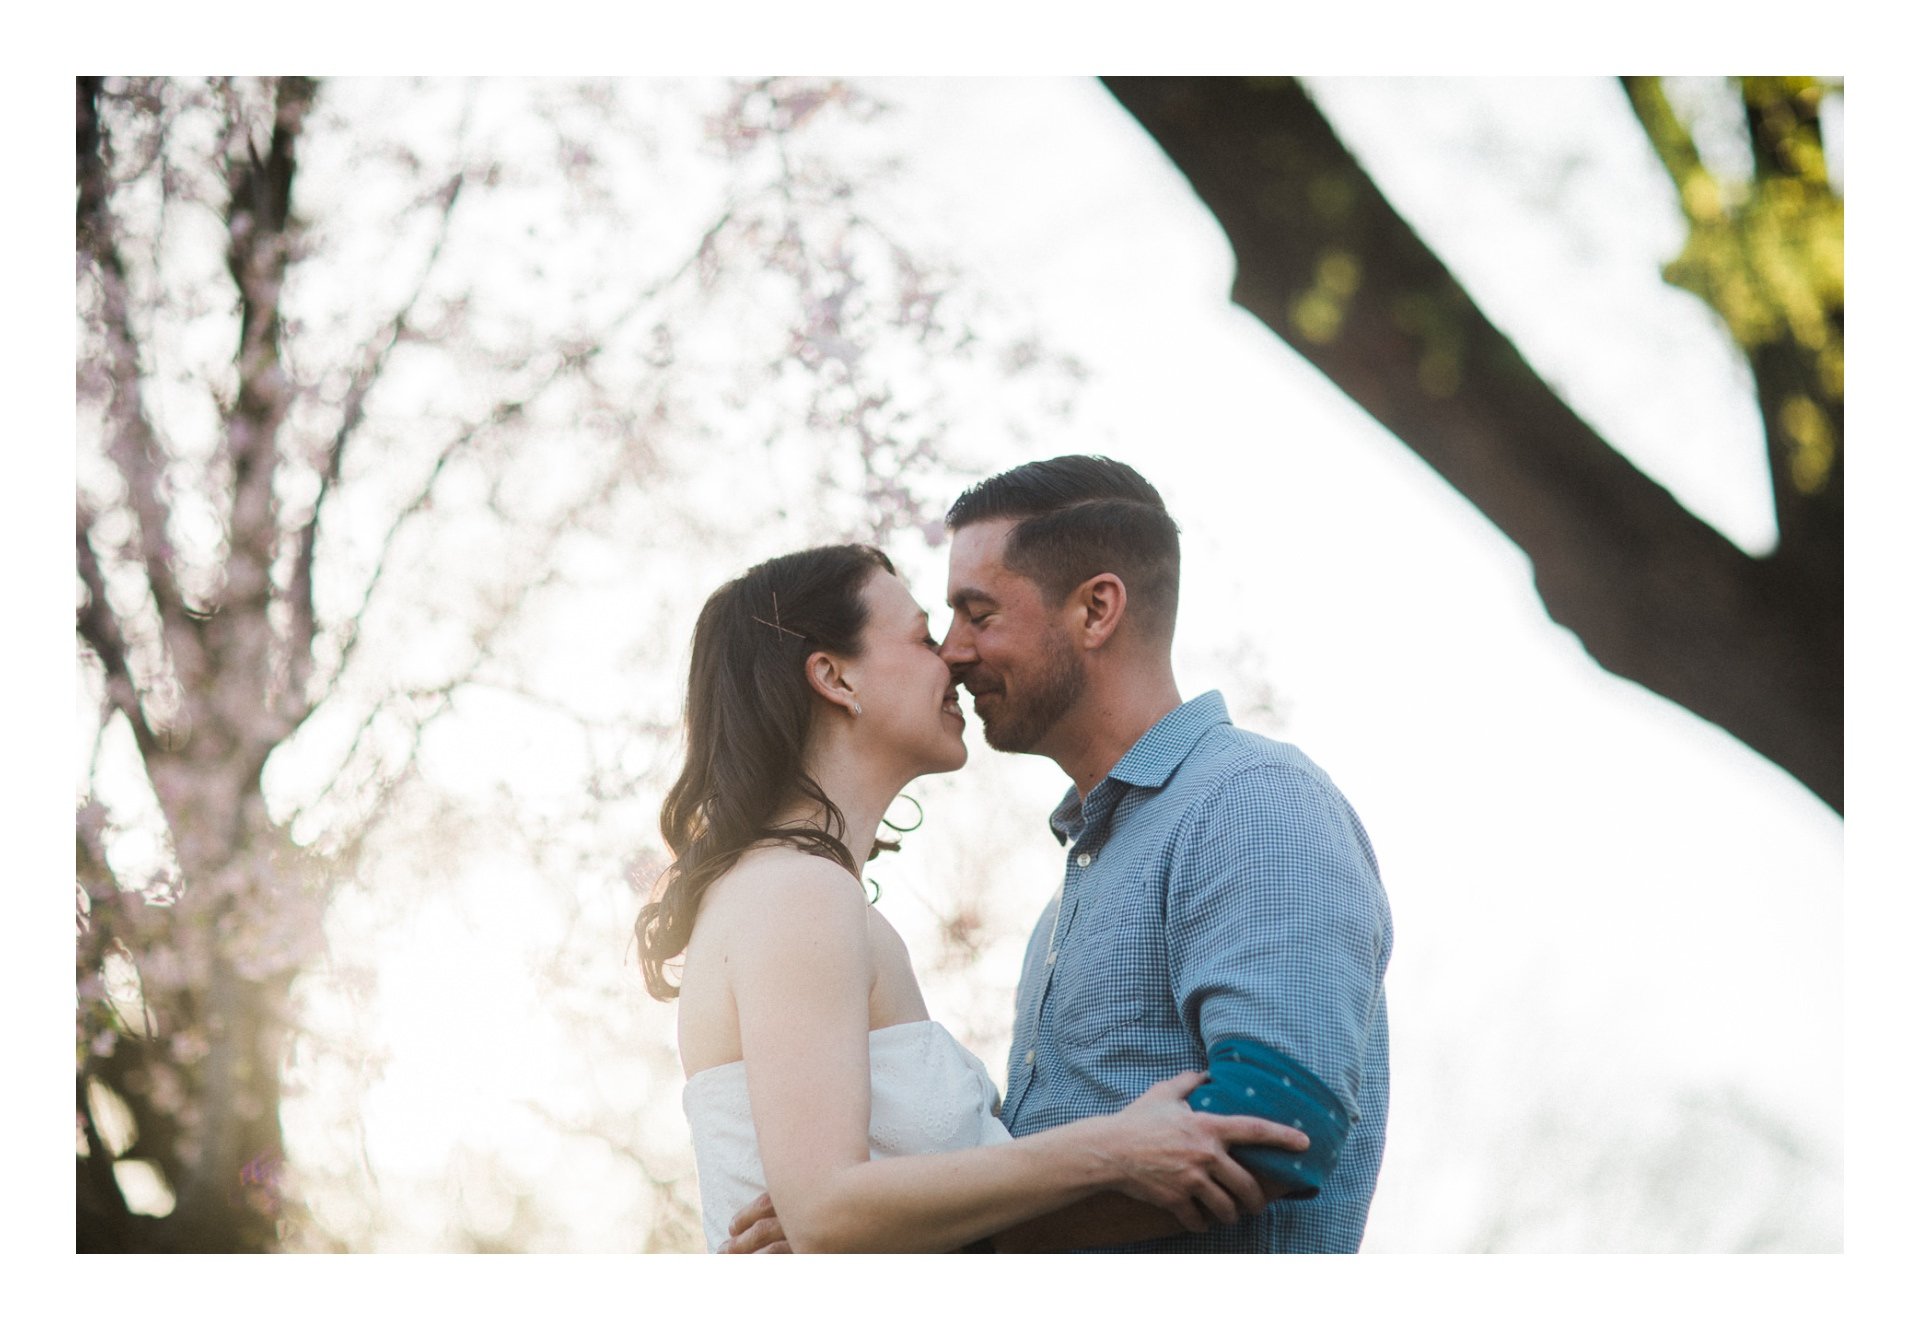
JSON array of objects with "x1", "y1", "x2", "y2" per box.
[{"x1": 1049, "y1": 891, "x2": 1167, "y2": 1049}]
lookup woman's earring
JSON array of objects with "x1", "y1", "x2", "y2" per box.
[
  {"x1": 882, "y1": 793, "x2": 924, "y2": 834},
  {"x1": 851, "y1": 701, "x2": 863, "y2": 717}
]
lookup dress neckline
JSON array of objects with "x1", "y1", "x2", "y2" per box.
[{"x1": 682, "y1": 1019, "x2": 939, "y2": 1089}]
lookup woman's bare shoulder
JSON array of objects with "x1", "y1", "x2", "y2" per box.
[
  {"x1": 700, "y1": 846, "x2": 867, "y2": 929},
  {"x1": 679, "y1": 849, "x2": 874, "y2": 1073}
]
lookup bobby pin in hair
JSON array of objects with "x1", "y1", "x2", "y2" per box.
[{"x1": 752, "y1": 591, "x2": 806, "y2": 640}]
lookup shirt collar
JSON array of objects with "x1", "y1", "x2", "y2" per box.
[{"x1": 1047, "y1": 691, "x2": 1231, "y2": 843}]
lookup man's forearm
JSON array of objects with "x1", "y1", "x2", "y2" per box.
[{"x1": 985, "y1": 1190, "x2": 1193, "y2": 1252}]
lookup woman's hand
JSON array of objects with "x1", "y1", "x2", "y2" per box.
[
  {"x1": 1089, "y1": 1071, "x2": 1311, "y2": 1232},
  {"x1": 720, "y1": 1192, "x2": 790, "y2": 1254}
]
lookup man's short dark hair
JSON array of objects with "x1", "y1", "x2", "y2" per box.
[{"x1": 945, "y1": 455, "x2": 1181, "y2": 639}]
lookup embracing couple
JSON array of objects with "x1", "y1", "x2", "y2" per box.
[{"x1": 637, "y1": 455, "x2": 1392, "y2": 1253}]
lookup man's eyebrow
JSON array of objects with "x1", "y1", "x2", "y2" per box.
[{"x1": 947, "y1": 587, "x2": 997, "y2": 610}]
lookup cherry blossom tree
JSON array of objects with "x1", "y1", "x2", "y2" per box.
[{"x1": 75, "y1": 75, "x2": 1075, "y2": 1251}]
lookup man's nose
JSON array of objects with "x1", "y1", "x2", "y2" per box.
[{"x1": 937, "y1": 625, "x2": 974, "y2": 668}]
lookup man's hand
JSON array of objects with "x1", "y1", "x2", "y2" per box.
[
  {"x1": 1096, "y1": 1071, "x2": 1311, "y2": 1233},
  {"x1": 719, "y1": 1191, "x2": 790, "y2": 1254},
  {"x1": 719, "y1": 1072, "x2": 1307, "y2": 1250}
]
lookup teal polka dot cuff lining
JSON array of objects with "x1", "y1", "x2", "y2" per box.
[{"x1": 1187, "y1": 1037, "x2": 1352, "y2": 1199}]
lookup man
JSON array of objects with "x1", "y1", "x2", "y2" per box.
[{"x1": 731, "y1": 454, "x2": 1391, "y2": 1252}]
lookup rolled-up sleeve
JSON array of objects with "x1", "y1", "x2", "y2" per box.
[{"x1": 1165, "y1": 761, "x2": 1389, "y2": 1122}]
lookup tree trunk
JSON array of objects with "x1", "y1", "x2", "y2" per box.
[{"x1": 77, "y1": 74, "x2": 320, "y2": 1251}]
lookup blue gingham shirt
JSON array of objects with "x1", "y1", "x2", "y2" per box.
[{"x1": 1001, "y1": 692, "x2": 1392, "y2": 1252}]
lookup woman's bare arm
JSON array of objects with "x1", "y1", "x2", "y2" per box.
[
  {"x1": 726, "y1": 1170, "x2": 1297, "y2": 1253},
  {"x1": 719, "y1": 858, "x2": 1302, "y2": 1253}
]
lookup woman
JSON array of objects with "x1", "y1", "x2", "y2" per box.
[{"x1": 637, "y1": 544, "x2": 1301, "y2": 1252}]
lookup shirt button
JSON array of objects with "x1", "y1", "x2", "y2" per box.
[
  {"x1": 1046, "y1": 950, "x2": 1057, "y2": 966},
  {"x1": 1076, "y1": 852, "x2": 1092, "y2": 867},
  {"x1": 1024, "y1": 1049, "x2": 1036, "y2": 1065}
]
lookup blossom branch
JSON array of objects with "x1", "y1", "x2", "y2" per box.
[
  {"x1": 316, "y1": 210, "x2": 728, "y2": 703},
  {"x1": 77, "y1": 505, "x2": 161, "y2": 759},
  {"x1": 77, "y1": 77, "x2": 202, "y2": 693},
  {"x1": 286, "y1": 167, "x2": 469, "y2": 711}
]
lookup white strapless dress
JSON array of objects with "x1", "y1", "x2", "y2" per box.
[{"x1": 682, "y1": 1019, "x2": 1014, "y2": 1251}]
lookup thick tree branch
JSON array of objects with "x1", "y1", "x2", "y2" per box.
[
  {"x1": 1741, "y1": 76, "x2": 1830, "y2": 186},
  {"x1": 1620, "y1": 78, "x2": 1717, "y2": 219},
  {"x1": 77, "y1": 506, "x2": 161, "y2": 759},
  {"x1": 1102, "y1": 76, "x2": 1839, "y2": 811},
  {"x1": 76, "y1": 797, "x2": 125, "y2": 922},
  {"x1": 77, "y1": 77, "x2": 203, "y2": 693},
  {"x1": 1735, "y1": 77, "x2": 1843, "y2": 578},
  {"x1": 218, "y1": 77, "x2": 312, "y2": 618},
  {"x1": 1621, "y1": 77, "x2": 1843, "y2": 582},
  {"x1": 76, "y1": 1075, "x2": 136, "y2": 1251},
  {"x1": 184, "y1": 78, "x2": 318, "y2": 798}
]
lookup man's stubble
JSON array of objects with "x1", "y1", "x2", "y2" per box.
[{"x1": 970, "y1": 626, "x2": 1086, "y2": 756}]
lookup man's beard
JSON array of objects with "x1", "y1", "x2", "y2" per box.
[{"x1": 969, "y1": 631, "x2": 1085, "y2": 754}]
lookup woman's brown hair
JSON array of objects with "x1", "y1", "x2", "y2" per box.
[{"x1": 636, "y1": 543, "x2": 898, "y2": 1000}]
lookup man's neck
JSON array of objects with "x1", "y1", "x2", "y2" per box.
[{"x1": 1045, "y1": 673, "x2": 1184, "y2": 801}]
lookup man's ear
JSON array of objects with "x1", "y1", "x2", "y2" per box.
[
  {"x1": 804, "y1": 650, "x2": 861, "y2": 717},
  {"x1": 1071, "y1": 573, "x2": 1128, "y2": 650}
]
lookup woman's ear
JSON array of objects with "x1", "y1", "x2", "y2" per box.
[{"x1": 804, "y1": 650, "x2": 861, "y2": 717}]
